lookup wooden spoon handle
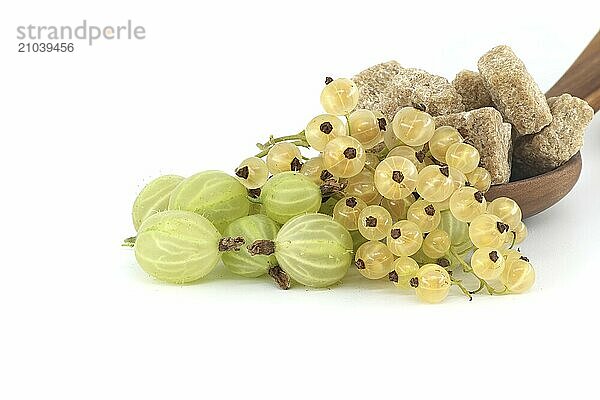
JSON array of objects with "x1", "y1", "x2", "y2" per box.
[{"x1": 546, "y1": 30, "x2": 600, "y2": 112}]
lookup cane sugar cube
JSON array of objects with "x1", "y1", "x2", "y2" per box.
[
  {"x1": 512, "y1": 94, "x2": 594, "y2": 179},
  {"x1": 352, "y1": 61, "x2": 402, "y2": 111},
  {"x1": 452, "y1": 70, "x2": 494, "y2": 111},
  {"x1": 477, "y1": 45, "x2": 552, "y2": 136},
  {"x1": 379, "y1": 68, "x2": 464, "y2": 121}
]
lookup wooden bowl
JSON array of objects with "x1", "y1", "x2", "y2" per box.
[
  {"x1": 485, "y1": 31, "x2": 599, "y2": 219},
  {"x1": 486, "y1": 152, "x2": 582, "y2": 219}
]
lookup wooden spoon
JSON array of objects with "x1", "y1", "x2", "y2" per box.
[{"x1": 486, "y1": 31, "x2": 600, "y2": 218}]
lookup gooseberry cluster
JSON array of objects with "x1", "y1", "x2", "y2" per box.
[{"x1": 124, "y1": 77, "x2": 535, "y2": 303}]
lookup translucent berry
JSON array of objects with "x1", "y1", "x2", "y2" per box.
[
  {"x1": 449, "y1": 186, "x2": 487, "y2": 222},
  {"x1": 387, "y1": 145, "x2": 431, "y2": 171},
  {"x1": 301, "y1": 156, "x2": 332, "y2": 185},
  {"x1": 416, "y1": 165, "x2": 455, "y2": 202},
  {"x1": 387, "y1": 220, "x2": 423, "y2": 257},
  {"x1": 445, "y1": 142, "x2": 480, "y2": 174},
  {"x1": 512, "y1": 222, "x2": 528, "y2": 245},
  {"x1": 358, "y1": 205, "x2": 393, "y2": 241},
  {"x1": 343, "y1": 168, "x2": 382, "y2": 205},
  {"x1": 469, "y1": 213, "x2": 509, "y2": 249},
  {"x1": 374, "y1": 156, "x2": 418, "y2": 200},
  {"x1": 349, "y1": 109, "x2": 383, "y2": 149},
  {"x1": 500, "y1": 256, "x2": 535, "y2": 293},
  {"x1": 439, "y1": 210, "x2": 471, "y2": 250},
  {"x1": 390, "y1": 256, "x2": 420, "y2": 288},
  {"x1": 305, "y1": 114, "x2": 347, "y2": 151},
  {"x1": 429, "y1": 126, "x2": 463, "y2": 163},
  {"x1": 266, "y1": 142, "x2": 302, "y2": 174},
  {"x1": 422, "y1": 229, "x2": 451, "y2": 259},
  {"x1": 235, "y1": 157, "x2": 269, "y2": 189},
  {"x1": 322, "y1": 136, "x2": 366, "y2": 178},
  {"x1": 392, "y1": 107, "x2": 435, "y2": 146},
  {"x1": 333, "y1": 196, "x2": 368, "y2": 231},
  {"x1": 466, "y1": 167, "x2": 492, "y2": 193},
  {"x1": 320, "y1": 78, "x2": 359, "y2": 115},
  {"x1": 355, "y1": 241, "x2": 395, "y2": 280},
  {"x1": 364, "y1": 153, "x2": 381, "y2": 169},
  {"x1": 413, "y1": 264, "x2": 451, "y2": 304},
  {"x1": 471, "y1": 247, "x2": 505, "y2": 280},
  {"x1": 382, "y1": 196, "x2": 416, "y2": 222},
  {"x1": 407, "y1": 199, "x2": 441, "y2": 233},
  {"x1": 487, "y1": 197, "x2": 522, "y2": 230}
]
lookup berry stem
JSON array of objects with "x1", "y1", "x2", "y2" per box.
[
  {"x1": 122, "y1": 236, "x2": 136, "y2": 247},
  {"x1": 509, "y1": 231, "x2": 517, "y2": 249},
  {"x1": 449, "y1": 248, "x2": 472, "y2": 273},
  {"x1": 451, "y1": 278, "x2": 473, "y2": 301},
  {"x1": 363, "y1": 164, "x2": 376, "y2": 173},
  {"x1": 448, "y1": 247, "x2": 506, "y2": 296},
  {"x1": 253, "y1": 131, "x2": 307, "y2": 158},
  {"x1": 344, "y1": 114, "x2": 351, "y2": 135}
]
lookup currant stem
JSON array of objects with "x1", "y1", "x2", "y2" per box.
[
  {"x1": 253, "y1": 131, "x2": 307, "y2": 158},
  {"x1": 344, "y1": 114, "x2": 351, "y2": 135},
  {"x1": 450, "y1": 248, "x2": 472, "y2": 273},
  {"x1": 509, "y1": 231, "x2": 517, "y2": 249},
  {"x1": 363, "y1": 164, "x2": 376, "y2": 173},
  {"x1": 448, "y1": 247, "x2": 506, "y2": 296},
  {"x1": 470, "y1": 280, "x2": 485, "y2": 294},
  {"x1": 257, "y1": 132, "x2": 306, "y2": 148},
  {"x1": 451, "y1": 278, "x2": 473, "y2": 301}
]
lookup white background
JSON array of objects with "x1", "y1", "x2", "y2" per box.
[{"x1": 1, "y1": 1, "x2": 599, "y2": 398}]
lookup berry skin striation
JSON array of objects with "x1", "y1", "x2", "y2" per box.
[
  {"x1": 260, "y1": 172, "x2": 322, "y2": 224},
  {"x1": 270, "y1": 213, "x2": 354, "y2": 288},
  {"x1": 168, "y1": 170, "x2": 250, "y2": 232},
  {"x1": 132, "y1": 175, "x2": 184, "y2": 231},
  {"x1": 135, "y1": 210, "x2": 223, "y2": 283}
]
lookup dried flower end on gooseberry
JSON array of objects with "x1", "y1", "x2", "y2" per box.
[{"x1": 222, "y1": 215, "x2": 279, "y2": 278}]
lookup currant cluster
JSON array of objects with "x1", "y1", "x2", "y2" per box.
[{"x1": 125, "y1": 77, "x2": 535, "y2": 303}]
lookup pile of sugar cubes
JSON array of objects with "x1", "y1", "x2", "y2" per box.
[{"x1": 352, "y1": 45, "x2": 594, "y2": 182}]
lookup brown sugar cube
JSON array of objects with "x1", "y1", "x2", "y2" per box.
[
  {"x1": 478, "y1": 45, "x2": 552, "y2": 136},
  {"x1": 434, "y1": 107, "x2": 512, "y2": 184},
  {"x1": 512, "y1": 94, "x2": 594, "y2": 179},
  {"x1": 379, "y1": 68, "x2": 464, "y2": 121},
  {"x1": 352, "y1": 61, "x2": 402, "y2": 111},
  {"x1": 452, "y1": 70, "x2": 494, "y2": 111}
]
